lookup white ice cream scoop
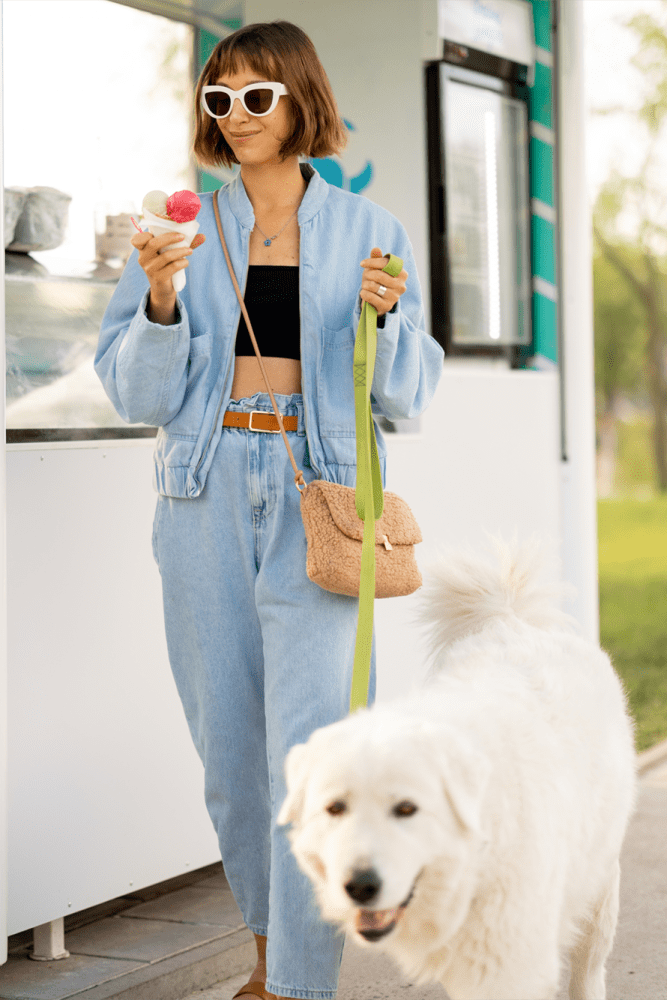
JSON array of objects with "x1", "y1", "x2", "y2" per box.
[{"x1": 142, "y1": 190, "x2": 169, "y2": 216}]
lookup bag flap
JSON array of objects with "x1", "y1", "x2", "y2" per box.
[{"x1": 305, "y1": 480, "x2": 422, "y2": 545}]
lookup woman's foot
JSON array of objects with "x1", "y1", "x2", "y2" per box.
[
  {"x1": 234, "y1": 972, "x2": 290, "y2": 1000},
  {"x1": 234, "y1": 931, "x2": 269, "y2": 999},
  {"x1": 233, "y1": 956, "x2": 266, "y2": 998},
  {"x1": 233, "y1": 933, "x2": 292, "y2": 999}
]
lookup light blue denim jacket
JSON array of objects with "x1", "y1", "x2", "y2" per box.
[{"x1": 95, "y1": 164, "x2": 444, "y2": 497}]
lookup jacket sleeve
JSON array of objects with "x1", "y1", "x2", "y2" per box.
[
  {"x1": 94, "y1": 251, "x2": 192, "y2": 426},
  {"x1": 354, "y1": 219, "x2": 444, "y2": 422}
]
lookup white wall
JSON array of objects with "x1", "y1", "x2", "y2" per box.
[
  {"x1": 377, "y1": 365, "x2": 561, "y2": 700},
  {"x1": 5, "y1": 442, "x2": 219, "y2": 934},
  {"x1": 246, "y1": 0, "x2": 431, "y2": 325}
]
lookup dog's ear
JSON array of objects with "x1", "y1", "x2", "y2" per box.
[
  {"x1": 277, "y1": 741, "x2": 310, "y2": 827},
  {"x1": 433, "y1": 733, "x2": 491, "y2": 838}
]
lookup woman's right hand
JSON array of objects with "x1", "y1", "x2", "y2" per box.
[{"x1": 130, "y1": 230, "x2": 206, "y2": 325}]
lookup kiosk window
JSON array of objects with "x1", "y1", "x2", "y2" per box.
[
  {"x1": 4, "y1": 1, "x2": 194, "y2": 442},
  {"x1": 445, "y1": 78, "x2": 530, "y2": 348},
  {"x1": 427, "y1": 63, "x2": 532, "y2": 356}
]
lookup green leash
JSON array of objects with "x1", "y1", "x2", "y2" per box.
[{"x1": 349, "y1": 253, "x2": 404, "y2": 713}]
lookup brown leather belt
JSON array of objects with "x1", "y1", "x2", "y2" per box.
[{"x1": 223, "y1": 410, "x2": 298, "y2": 433}]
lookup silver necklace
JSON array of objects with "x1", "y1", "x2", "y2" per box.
[{"x1": 254, "y1": 204, "x2": 299, "y2": 246}]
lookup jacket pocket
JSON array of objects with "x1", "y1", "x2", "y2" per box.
[
  {"x1": 317, "y1": 325, "x2": 356, "y2": 437},
  {"x1": 162, "y1": 333, "x2": 214, "y2": 438}
]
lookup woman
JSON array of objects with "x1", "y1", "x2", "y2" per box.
[{"x1": 96, "y1": 20, "x2": 443, "y2": 1000}]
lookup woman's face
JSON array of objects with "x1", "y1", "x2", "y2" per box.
[{"x1": 214, "y1": 61, "x2": 293, "y2": 167}]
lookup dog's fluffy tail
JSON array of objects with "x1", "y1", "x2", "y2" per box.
[{"x1": 417, "y1": 536, "x2": 577, "y2": 658}]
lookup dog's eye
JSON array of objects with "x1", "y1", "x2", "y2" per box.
[
  {"x1": 326, "y1": 800, "x2": 347, "y2": 816},
  {"x1": 393, "y1": 800, "x2": 418, "y2": 817}
]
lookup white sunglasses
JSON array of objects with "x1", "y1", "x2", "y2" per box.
[{"x1": 201, "y1": 82, "x2": 288, "y2": 119}]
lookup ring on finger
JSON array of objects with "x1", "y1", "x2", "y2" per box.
[{"x1": 377, "y1": 283, "x2": 387, "y2": 297}]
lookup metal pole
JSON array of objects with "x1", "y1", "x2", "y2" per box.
[
  {"x1": 556, "y1": 0, "x2": 600, "y2": 642},
  {"x1": 0, "y1": 0, "x2": 9, "y2": 967}
]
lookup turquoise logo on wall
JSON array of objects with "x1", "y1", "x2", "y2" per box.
[{"x1": 310, "y1": 119, "x2": 373, "y2": 193}]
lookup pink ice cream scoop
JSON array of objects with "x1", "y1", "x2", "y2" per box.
[
  {"x1": 166, "y1": 190, "x2": 201, "y2": 223},
  {"x1": 141, "y1": 188, "x2": 202, "y2": 293}
]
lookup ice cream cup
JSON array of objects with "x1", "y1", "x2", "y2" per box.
[{"x1": 141, "y1": 207, "x2": 200, "y2": 293}]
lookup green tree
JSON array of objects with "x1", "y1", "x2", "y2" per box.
[
  {"x1": 592, "y1": 207, "x2": 646, "y2": 495},
  {"x1": 593, "y1": 177, "x2": 665, "y2": 493},
  {"x1": 593, "y1": 218, "x2": 645, "y2": 419},
  {"x1": 592, "y1": 1, "x2": 667, "y2": 491}
]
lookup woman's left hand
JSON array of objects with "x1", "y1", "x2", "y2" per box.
[{"x1": 359, "y1": 247, "x2": 408, "y2": 316}]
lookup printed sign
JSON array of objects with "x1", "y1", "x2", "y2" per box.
[{"x1": 311, "y1": 119, "x2": 373, "y2": 193}]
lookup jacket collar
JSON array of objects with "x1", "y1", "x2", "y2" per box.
[{"x1": 222, "y1": 161, "x2": 328, "y2": 229}]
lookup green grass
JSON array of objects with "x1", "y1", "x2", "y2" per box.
[
  {"x1": 615, "y1": 417, "x2": 655, "y2": 494},
  {"x1": 598, "y1": 495, "x2": 667, "y2": 752}
]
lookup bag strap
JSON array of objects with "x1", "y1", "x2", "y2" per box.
[
  {"x1": 212, "y1": 190, "x2": 306, "y2": 492},
  {"x1": 349, "y1": 253, "x2": 404, "y2": 714}
]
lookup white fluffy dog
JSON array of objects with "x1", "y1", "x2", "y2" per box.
[{"x1": 278, "y1": 540, "x2": 637, "y2": 1000}]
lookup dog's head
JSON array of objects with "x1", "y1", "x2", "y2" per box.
[{"x1": 278, "y1": 708, "x2": 490, "y2": 946}]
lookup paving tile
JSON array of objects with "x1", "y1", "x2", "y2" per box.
[
  {"x1": 193, "y1": 870, "x2": 229, "y2": 891},
  {"x1": 61, "y1": 929, "x2": 254, "y2": 1000},
  {"x1": 6, "y1": 869, "x2": 229, "y2": 961},
  {"x1": 119, "y1": 886, "x2": 243, "y2": 928},
  {"x1": 641, "y1": 760, "x2": 667, "y2": 788},
  {"x1": 65, "y1": 916, "x2": 233, "y2": 964},
  {"x1": 0, "y1": 952, "x2": 143, "y2": 1000},
  {"x1": 179, "y1": 971, "x2": 248, "y2": 1000},
  {"x1": 8, "y1": 901, "x2": 141, "y2": 961}
]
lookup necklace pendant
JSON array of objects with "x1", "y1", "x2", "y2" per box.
[{"x1": 264, "y1": 238, "x2": 272, "y2": 246}]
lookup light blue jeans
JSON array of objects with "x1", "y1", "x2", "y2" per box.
[{"x1": 153, "y1": 393, "x2": 376, "y2": 999}]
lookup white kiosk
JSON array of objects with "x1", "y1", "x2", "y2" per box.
[{"x1": 0, "y1": 0, "x2": 595, "y2": 963}]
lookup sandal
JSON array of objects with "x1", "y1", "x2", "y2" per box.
[{"x1": 232, "y1": 983, "x2": 278, "y2": 1000}]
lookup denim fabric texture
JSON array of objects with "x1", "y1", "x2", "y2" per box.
[
  {"x1": 153, "y1": 394, "x2": 376, "y2": 999},
  {"x1": 95, "y1": 164, "x2": 444, "y2": 497}
]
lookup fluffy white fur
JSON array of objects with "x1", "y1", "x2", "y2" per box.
[{"x1": 278, "y1": 539, "x2": 637, "y2": 1000}]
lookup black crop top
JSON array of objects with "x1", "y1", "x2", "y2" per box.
[{"x1": 235, "y1": 265, "x2": 300, "y2": 361}]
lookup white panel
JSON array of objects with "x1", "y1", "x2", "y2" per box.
[
  {"x1": 421, "y1": 0, "x2": 442, "y2": 61},
  {"x1": 557, "y1": 0, "x2": 599, "y2": 642},
  {"x1": 1, "y1": 0, "x2": 9, "y2": 964},
  {"x1": 375, "y1": 367, "x2": 562, "y2": 702},
  {"x1": 6, "y1": 443, "x2": 219, "y2": 935}
]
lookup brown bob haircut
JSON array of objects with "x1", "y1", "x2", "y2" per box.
[{"x1": 193, "y1": 21, "x2": 348, "y2": 168}]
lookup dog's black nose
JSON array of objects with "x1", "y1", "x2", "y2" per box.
[{"x1": 345, "y1": 868, "x2": 382, "y2": 903}]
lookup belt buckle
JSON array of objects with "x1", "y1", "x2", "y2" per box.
[{"x1": 248, "y1": 410, "x2": 280, "y2": 433}]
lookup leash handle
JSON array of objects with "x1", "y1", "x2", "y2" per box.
[{"x1": 349, "y1": 253, "x2": 404, "y2": 713}]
